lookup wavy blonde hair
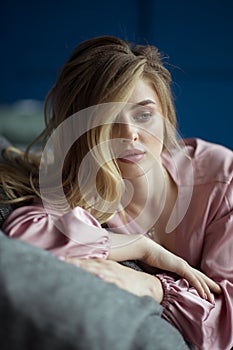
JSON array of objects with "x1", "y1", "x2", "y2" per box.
[{"x1": 0, "y1": 36, "x2": 177, "y2": 223}]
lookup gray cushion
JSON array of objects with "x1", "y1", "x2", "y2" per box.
[{"x1": 0, "y1": 231, "x2": 189, "y2": 350}]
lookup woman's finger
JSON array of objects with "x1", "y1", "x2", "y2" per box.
[{"x1": 197, "y1": 271, "x2": 222, "y2": 294}]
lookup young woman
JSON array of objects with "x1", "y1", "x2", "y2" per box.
[{"x1": 0, "y1": 36, "x2": 232, "y2": 349}]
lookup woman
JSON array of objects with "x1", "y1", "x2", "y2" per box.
[{"x1": 0, "y1": 36, "x2": 232, "y2": 349}]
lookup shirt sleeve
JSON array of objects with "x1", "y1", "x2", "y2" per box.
[
  {"x1": 157, "y1": 179, "x2": 233, "y2": 350},
  {"x1": 2, "y1": 202, "x2": 110, "y2": 259}
]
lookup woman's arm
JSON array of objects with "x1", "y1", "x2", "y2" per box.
[
  {"x1": 2, "y1": 202, "x2": 110, "y2": 259},
  {"x1": 108, "y1": 232, "x2": 221, "y2": 303},
  {"x1": 3, "y1": 199, "x2": 220, "y2": 303}
]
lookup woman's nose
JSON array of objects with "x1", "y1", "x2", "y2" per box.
[{"x1": 119, "y1": 123, "x2": 139, "y2": 142}]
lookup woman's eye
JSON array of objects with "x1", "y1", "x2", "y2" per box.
[{"x1": 133, "y1": 112, "x2": 153, "y2": 123}]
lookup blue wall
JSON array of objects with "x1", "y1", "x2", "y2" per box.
[{"x1": 1, "y1": 0, "x2": 233, "y2": 149}]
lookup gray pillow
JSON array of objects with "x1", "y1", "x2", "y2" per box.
[{"x1": 0, "y1": 231, "x2": 189, "y2": 350}]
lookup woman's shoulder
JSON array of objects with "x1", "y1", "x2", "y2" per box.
[
  {"x1": 162, "y1": 138, "x2": 233, "y2": 186},
  {"x1": 184, "y1": 138, "x2": 232, "y2": 160},
  {"x1": 183, "y1": 138, "x2": 233, "y2": 184}
]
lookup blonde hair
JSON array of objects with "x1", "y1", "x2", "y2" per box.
[{"x1": 0, "y1": 35, "x2": 178, "y2": 223}]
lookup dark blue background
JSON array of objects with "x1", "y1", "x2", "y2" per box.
[{"x1": 1, "y1": 0, "x2": 233, "y2": 149}]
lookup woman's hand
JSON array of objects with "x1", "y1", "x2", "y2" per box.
[
  {"x1": 65, "y1": 258, "x2": 164, "y2": 303},
  {"x1": 108, "y1": 233, "x2": 221, "y2": 303},
  {"x1": 140, "y1": 239, "x2": 222, "y2": 304}
]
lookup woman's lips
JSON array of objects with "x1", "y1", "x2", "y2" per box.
[{"x1": 117, "y1": 149, "x2": 145, "y2": 163}]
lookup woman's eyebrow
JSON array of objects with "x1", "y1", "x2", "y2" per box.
[{"x1": 130, "y1": 99, "x2": 156, "y2": 109}]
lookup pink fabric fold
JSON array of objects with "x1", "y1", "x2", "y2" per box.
[{"x1": 3, "y1": 203, "x2": 109, "y2": 259}]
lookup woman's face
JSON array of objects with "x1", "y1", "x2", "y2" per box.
[{"x1": 111, "y1": 78, "x2": 164, "y2": 179}]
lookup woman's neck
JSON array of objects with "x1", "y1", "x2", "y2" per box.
[{"x1": 122, "y1": 163, "x2": 177, "y2": 234}]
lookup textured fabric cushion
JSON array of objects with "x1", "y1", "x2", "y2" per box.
[{"x1": 0, "y1": 231, "x2": 189, "y2": 350}]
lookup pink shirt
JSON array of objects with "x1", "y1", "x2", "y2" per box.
[{"x1": 2, "y1": 138, "x2": 233, "y2": 350}]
